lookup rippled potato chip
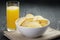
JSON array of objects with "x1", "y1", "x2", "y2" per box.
[
  {"x1": 33, "y1": 16, "x2": 48, "y2": 27},
  {"x1": 39, "y1": 19, "x2": 48, "y2": 26},
  {"x1": 34, "y1": 16, "x2": 44, "y2": 20},
  {"x1": 25, "y1": 14, "x2": 34, "y2": 19},
  {"x1": 33, "y1": 16, "x2": 44, "y2": 24},
  {"x1": 22, "y1": 21, "x2": 41, "y2": 28},
  {"x1": 19, "y1": 17, "x2": 26, "y2": 25}
]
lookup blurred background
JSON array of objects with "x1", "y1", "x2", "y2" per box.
[{"x1": 0, "y1": 0, "x2": 60, "y2": 31}]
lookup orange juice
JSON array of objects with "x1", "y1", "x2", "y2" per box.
[{"x1": 6, "y1": 6, "x2": 19, "y2": 31}]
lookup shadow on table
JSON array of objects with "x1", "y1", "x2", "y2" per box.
[{"x1": 0, "y1": 31, "x2": 10, "y2": 40}]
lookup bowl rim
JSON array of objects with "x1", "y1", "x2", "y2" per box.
[{"x1": 15, "y1": 18, "x2": 50, "y2": 28}]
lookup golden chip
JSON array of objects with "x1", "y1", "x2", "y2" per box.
[
  {"x1": 19, "y1": 17, "x2": 26, "y2": 26},
  {"x1": 39, "y1": 19, "x2": 48, "y2": 26},
  {"x1": 33, "y1": 16, "x2": 44, "y2": 21},
  {"x1": 25, "y1": 14, "x2": 34, "y2": 19},
  {"x1": 22, "y1": 21, "x2": 41, "y2": 28}
]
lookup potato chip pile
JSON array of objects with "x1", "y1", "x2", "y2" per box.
[{"x1": 19, "y1": 14, "x2": 48, "y2": 28}]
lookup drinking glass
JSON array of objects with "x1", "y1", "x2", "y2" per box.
[{"x1": 6, "y1": 1, "x2": 19, "y2": 31}]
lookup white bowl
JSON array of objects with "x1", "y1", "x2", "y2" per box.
[{"x1": 15, "y1": 18, "x2": 50, "y2": 38}]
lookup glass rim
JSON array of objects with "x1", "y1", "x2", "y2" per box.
[
  {"x1": 6, "y1": 1, "x2": 19, "y2": 6},
  {"x1": 6, "y1": 1, "x2": 19, "y2": 3}
]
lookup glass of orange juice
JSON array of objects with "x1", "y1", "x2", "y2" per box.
[{"x1": 6, "y1": 1, "x2": 19, "y2": 31}]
